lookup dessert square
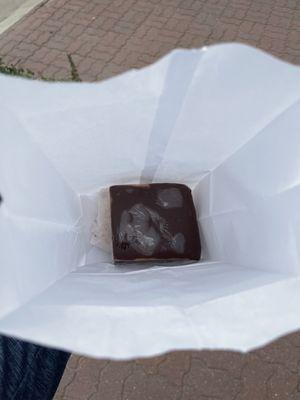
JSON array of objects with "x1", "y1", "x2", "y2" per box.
[{"x1": 110, "y1": 183, "x2": 201, "y2": 262}]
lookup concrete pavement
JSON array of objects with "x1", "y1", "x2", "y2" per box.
[{"x1": 0, "y1": 0, "x2": 44, "y2": 34}]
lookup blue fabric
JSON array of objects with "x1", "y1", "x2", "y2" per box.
[{"x1": 0, "y1": 335, "x2": 70, "y2": 400}]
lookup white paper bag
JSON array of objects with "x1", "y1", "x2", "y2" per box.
[{"x1": 1, "y1": 43, "x2": 300, "y2": 359}]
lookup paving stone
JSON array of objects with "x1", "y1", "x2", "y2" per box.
[
  {"x1": 235, "y1": 354, "x2": 275, "y2": 400},
  {"x1": 254, "y1": 337, "x2": 300, "y2": 373},
  {"x1": 158, "y1": 352, "x2": 191, "y2": 386},
  {"x1": 0, "y1": 0, "x2": 298, "y2": 82},
  {"x1": 267, "y1": 367, "x2": 298, "y2": 399},
  {"x1": 185, "y1": 357, "x2": 241, "y2": 399},
  {"x1": 89, "y1": 362, "x2": 132, "y2": 400},
  {"x1": 135, "y1": 354, "x2": 167, "y2": 375},
  {"x1": 194, "y1": 350, "x2": 247, "y2": 379},
  {"x1": 122, "y1": 367, "x2": 182, "y2": 400}
]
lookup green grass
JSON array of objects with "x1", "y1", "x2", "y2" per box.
[
  {"x1": 67, "y1": 54, "x2": 81, "y2": 82},
  {"x1": 0, "y1": 54, "x2": 81, "y2": 81},
  {"x1": 0, "y1": 58, "x2": 34, "y2": 78}
]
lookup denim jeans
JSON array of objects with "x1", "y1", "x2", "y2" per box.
[{"x1": 0, "y1": 335, "x2": 70, "y2": 400}]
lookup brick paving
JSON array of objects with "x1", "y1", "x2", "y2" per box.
[
  {"x1": 0, "y1": 0, "x2": 299, "y2": 81},
  {"x1": 54, "y1": 332, "x2": 300, "y2": 400},
  {"x1": 0, "y1": 0, "x2": 300, "y2": 398}
]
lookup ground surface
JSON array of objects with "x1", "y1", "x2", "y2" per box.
[
  {"x1": 0, "y1": 0, "x2": 26, "y2": 23},
  {"x1": 0, "y1": 0, "x2": 300, "y2": 399},
  {"x1": 0, "y1": 0, "x2": 42, "y2": 24},
  {"x1": 0, "y1": 0, "x2": 299, "y2": 80},
  {"x1": 54, "y1": 332, "x2": 300, "y2": 400}
]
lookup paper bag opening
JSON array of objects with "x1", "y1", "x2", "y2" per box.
[{"x1": 1, "y1": 43, "x2": 300, "y2": 359}]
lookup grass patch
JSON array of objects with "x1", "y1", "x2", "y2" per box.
[
  {"x1": 0, "y1": 54, "x2": 81, "y2": 81},
  {"x1": 0, "y1": 58, "x2": 34, "y2": 78},
  {"x1": 67, "y1": 54, "x2": 81, "y2": 82}
]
